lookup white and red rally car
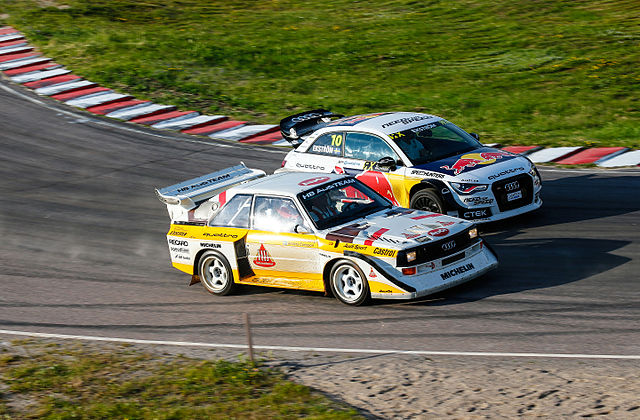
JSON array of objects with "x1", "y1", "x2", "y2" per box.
[
  {"x1": 155, "y1": 164, "x2": 498, "y2": 305},
  {"x1": 277, "y1": 110, "x2": 542, "y2": 222}
]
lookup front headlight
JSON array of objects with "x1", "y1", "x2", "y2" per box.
[
  {"x1": 529, "y1": 166, "x2": 541, "y2": 187},
  {"x1": 406, "y1": 251, "x2": 417, "y2": 262},
  {"x1": 468, "y1": 227, "x2": 478, "y2": 239},
  {"x1": 450, "y1": 182, "x2": 488, "y2": 194}
]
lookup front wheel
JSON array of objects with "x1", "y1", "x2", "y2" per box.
[
  {"x1": 410, "y1": 189, "x2": 444, "y2": 213},
  {"x1": 330, "y1": 260, "x2": 370, "y2": 306},
  {"x1": 198, "y1": 251, "x2": 235, "y2": 295}
]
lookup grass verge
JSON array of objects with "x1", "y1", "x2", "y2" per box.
[
  {"x1": 0, "y1": 0, "x2": 638, "y2": 148},
  {"x1": 0, "y1": 339, "x2": 361, "y2": 419}
]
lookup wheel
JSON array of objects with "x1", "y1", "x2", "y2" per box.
[
  {"x1": 198, "y1": 251, "x2": 235, "y2": 295},
  {"x1": 410, "y1": 189, "x2": 444, "y2": 213},
  {"x1": 330, "y1": 260, "x2": 370, "y2": 306}
]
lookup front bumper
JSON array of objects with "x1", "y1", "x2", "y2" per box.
[{"x1": 369, "y1": 240, "x2": 498, "y2": 300}]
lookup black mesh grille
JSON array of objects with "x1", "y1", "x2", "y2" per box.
[
  {"x1": 397, "y1": 229, "x2": 479, "y2": 267},
  {"x1": 491, "y1": 174, "x2": 533, "y2": 212}
]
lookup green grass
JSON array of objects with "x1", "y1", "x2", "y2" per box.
[
  {"x1": 0, "y1": 340, "x2": 361, "y2": 419},
  {"x1": 0, "y1": 0, "x2": 638, "y2": 148}
]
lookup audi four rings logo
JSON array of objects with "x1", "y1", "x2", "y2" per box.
[
  {"x1": 441, "y1": 240, "x2": 456, "y2": 251},
  {"x1": 505, "y1": 181, "x2": 519, "y2": 191}
]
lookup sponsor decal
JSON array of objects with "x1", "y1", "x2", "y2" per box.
[
  {"x1": 463, "y1": 196, "x2": 494, "y2": 205},
  {"x1": 373, "y1": 247, "x2": 396, "y2": 257},
  {"x1": 203, "y1": 232, "x2": 239, "y2": 239},
  {"x1": 369, "y1": 268, "x2": 377, "y2": 278},
  {"x1": 378, "y1": 289, "x2": 393, "y2": 293},
  {"x1": 428, "y1": 228, "x2": 449, "y2": 237},
  {"x1": 283, "y1": 241, "x2": 315, "y2": 248},
  {"x1": 461, "y1": 208, "x2": 491, "y2": 219},
  {"x1": 176, "y1": 173, "x2": 231, "y2": 193},
  {"x1": 355, "y1": 172, "x2": 398, "y2": 205},
  {"x1": 170, "y1": 246, "x2": 189, "y2": 254},
  {"x1": 169, "y1": 230, "x2": 188, "y2": 237},
  {"x1": 488, "y1": 167, "x2": 525, "y2": 180},
  {"x1": 409, "y1": 169, "x2": 445, "y2": 179},
  {"x1": 415, "y1": 236, "x2": 432, "y2": 243},
  {"x1": 440, "y1": 151, "x2": 512, "y2": 175},
  {"x1": 438, "y1": 220, "x2": 455, "y2": 227},
  {"x1": 301, "y1": 177, "x2": 357, "y2": 200},
  {"x1": 298, "y1": 176, "x2": 330, "y2": 186},
  {"x1": 364, "y1": 228, "x2": 389, "y2": 246},
  {"x1": 168, "y1": 238, "x2": 188, "y2": 246},
  {"x1": 200, "y1": 242, "x2": 222, "y2": 248},
  {"x1": 296, "y1": 162, "x2": 326, "y2": 171},
  {"x1": 440, "y1": 263, "x2": 475, "y2": 280},
  {"x1": 343, "y1": 243, "x2": 368, "y2": 251},
  {"x1": 381, "y1": 115, "x2": 433, "y2": 129},
  {"x1": 253, "y1": 244, "x2": 276, "y2": 267},
  {"x1": 312, "y1": 144, "x2": 340, "y2": 155},
  {"x1": 389, "y1": 132, "x2": 405, "y2": 140},
  {"x1": 334, "y1": 166, "x2": 345, "y2": 174},
  {"x1": 441, "y1": 240, "x2": 456, "y2": 251},
  {"x1": 411, "y1": 123, "x2": 438, "y2": 134}
]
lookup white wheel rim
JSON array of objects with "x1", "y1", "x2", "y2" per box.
[
  {"x1": 334, "y1": 265, "x2": 364, "y2": 303},
  {"x1": 202, "y1": 256, "x2": 228, "y2": 292}
]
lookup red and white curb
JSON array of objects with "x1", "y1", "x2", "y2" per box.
[{"x1": 1, "y1": 25, "x2": 638, "y2": 163}]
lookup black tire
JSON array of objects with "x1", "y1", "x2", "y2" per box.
[
  {"x1": 329, "y1": 260, "x2": 370, "y2": 306},
  {"x1": 198, "y1": 251, "x2": 235, "y2": 296},
  {"x1": 410, "y1": 189, "x2": 444, "y2": 213}
]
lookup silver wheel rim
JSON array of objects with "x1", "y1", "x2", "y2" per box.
[
  {"x1": 333, "y1": 264, "x2": 364, "y2": 303},
  {"x1": 201, "y1": 256, "x2": 228, "y2": 292}
]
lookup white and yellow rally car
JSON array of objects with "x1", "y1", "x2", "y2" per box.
[{"x1": 155, "y1": 163, "x2": 498, "y2": 305}]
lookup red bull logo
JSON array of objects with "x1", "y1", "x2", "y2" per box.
[
  {"x1": 355, "y1": 171, "x2": 399, "y2": 205},
  {"x1": 440, "y1": 151, "x2": 511, "y2": 175}
]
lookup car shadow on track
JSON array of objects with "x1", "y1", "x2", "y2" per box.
[{"x1": 481, "y1": 173, "x2": 640, "y2": 232}]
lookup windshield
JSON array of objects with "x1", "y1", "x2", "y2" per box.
[
  {"x1": 391, "y1": 120, "x2": 482, "y2": 165},
  {"x1": 298, "y1": 178, "x2": 392, "y2": 230}
]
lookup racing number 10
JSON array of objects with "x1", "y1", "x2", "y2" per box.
[{"x1": 331, "y1": 134, "x2": 343, "y2": 147}]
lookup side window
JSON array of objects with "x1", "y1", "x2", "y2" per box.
[
  {"x1": 209, "y1": 194, "x2": 252, "y2": 228},
  {"x1": 308, "y1": 132, "x2": 343, "y2": 157},
  {"x1": 344, "y1": 132, "x2": 398, "y2": 162},
  {"x1": 253, "y1": 196, "x2": 305, "y2": 233}
]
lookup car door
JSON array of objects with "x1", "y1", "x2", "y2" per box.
[
  {"x1": 244, "y1": 195, "x2": 323, "y2": 291},
  {"x1": 338, "y1": 132, "x2": 408, "y2": 205}
]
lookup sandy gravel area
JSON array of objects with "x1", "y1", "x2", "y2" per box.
[
  {"x1": 2, "y1": 339, "x2": 639, "y2": 419},
  {"x1": 268, "y1": 352, "x2": 639, "y2": 419}
]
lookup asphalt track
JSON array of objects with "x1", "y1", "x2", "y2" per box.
[{"x1": 1, "y1": 79, "x2": 639, "y2": 359}]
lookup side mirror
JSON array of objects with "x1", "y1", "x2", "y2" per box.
[
  {"x1": 470, "y1": 132, "x2": 480, "y2": 141},
  {"x1": 375, "y1": 156, "x2": 397, "y2": 172},
  {"x1": 294, "y1": 224, "x2": 311, "y2": 234}
]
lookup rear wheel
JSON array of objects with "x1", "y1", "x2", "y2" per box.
[
  {"x1": 410, "y1": 189, "x2": 444, "y2": 213},
  {"x1": 198, "y1": 251, "x2": 235, "y2": 295},
  {"x1": 330, "y1": 260, "x2": 370, "y2": 306}
]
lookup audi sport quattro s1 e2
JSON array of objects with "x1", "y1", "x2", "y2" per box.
[
  {"x1": 155, "y1": 163, "x2": 498, "y2": 305},
  {"x1": 277, "y1": 110, "x2": 542, "y2": 223}
]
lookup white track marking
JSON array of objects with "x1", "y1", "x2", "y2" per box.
[
  {"x1": 1, "y1": 329, "x2": 638, "y2": 360},
  {"x1": 0, "y1": 82, "x2": 286, "y2": 154}
]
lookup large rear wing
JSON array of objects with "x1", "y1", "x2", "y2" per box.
[
  {"x1": 155, "y1": 163, "x2": 265, "y2": 212},
  {"x1": 279, "y1": 109, "x2": 344, "y2": 148}
]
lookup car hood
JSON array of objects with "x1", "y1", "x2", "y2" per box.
[
  {"x1": 412, "y1": 147, "x2": 530, "y2": 181},
  {"x1": 320, "y1": 208, "x2": 471, "y2": 249}
]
